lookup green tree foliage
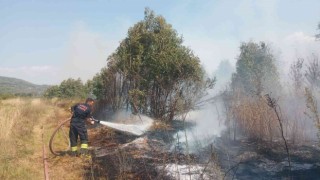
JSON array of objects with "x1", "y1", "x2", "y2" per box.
[
  {"x1": 44, "y1": 78, "x2": 91, "y2": 99},
  {"x1": 223, "y1": 42, "x2": 281, "y2": 142},
  {"x1": 59, "y1": 78, "x2": 86, "y2": 98},
  {"x1": 231, "y1": 41, "x2": 280, "y2": 96},
  {"x1": 43, "y1": 85, "x2": 60, "y2": 98},
  {"x1": 94, "y1": 8, "x2": 214, "y2": 121},
  {"x1": 91, "y1": 73, "x2": 104, "y2": 100}
]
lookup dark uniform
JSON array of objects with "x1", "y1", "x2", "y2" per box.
[{"x1": 69, "y1": 103, "x2": 92, "y2": 154}]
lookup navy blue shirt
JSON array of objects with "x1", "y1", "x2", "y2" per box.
[{"x1": 71, "y1": 103, "x2": 92, "y2": 124}]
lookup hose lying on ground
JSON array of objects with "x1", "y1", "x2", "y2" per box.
[{"x1": 49, "y1": 118, "x2": 71, "y2": 156}]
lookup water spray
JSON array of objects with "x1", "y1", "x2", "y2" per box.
[
  {"x1": 92, "y1": 115, "x2": 153, "y2": 136},
  {"x1": 49, "y1": 114, "x2": 154, "y2": 156}
]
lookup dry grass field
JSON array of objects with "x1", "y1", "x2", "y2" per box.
[
  {"x1": 0, "y1": 97, "x2": 225, "y2": 180},
  {"x1": 0, "y1": 98, "x2": 90, "y2": 180}
]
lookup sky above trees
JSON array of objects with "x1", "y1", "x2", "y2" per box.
[{"x1": 0, "y1": 0, "x2": 319, "y2": 84}]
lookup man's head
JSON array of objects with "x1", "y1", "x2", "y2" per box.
[{"x1": 85, "y1": 98, "x2": 95, "y2": 107}]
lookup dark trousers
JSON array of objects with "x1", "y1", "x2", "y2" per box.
[{"x1": 69, "y1": 122, "x2": 88, "y2": 147}]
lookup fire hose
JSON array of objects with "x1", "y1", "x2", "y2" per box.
[
  {"x1": 49, "y1": 115, "x2": 150, "y2": 156},
  {"x1": 49, "y1": 118, "x2": 71, "y2": 156},
  {"x1": 49, "y1": 118, "x2": 100, "y2": 156}
]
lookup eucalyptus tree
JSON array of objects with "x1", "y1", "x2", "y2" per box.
[
  {"x1": 96, "y1": 8, "x2": 214, "y2": 121},
  {"x1": 231, "y1": 41, "x2": 280, "y2": 96}
]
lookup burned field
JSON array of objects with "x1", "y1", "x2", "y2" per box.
[
  {"x1": 83, "y1": 117, "x2": 320, "y2": 180},
  {"x1": 215, "y1": 137, "x2": 320, "y2": 180},
  {"x1": 87, "y1": 121, "x2": 223, "y2": 180}
]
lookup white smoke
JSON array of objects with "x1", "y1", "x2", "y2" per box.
[{"x1": 174, "y1": 98, "x2": 226, "y2": 152}]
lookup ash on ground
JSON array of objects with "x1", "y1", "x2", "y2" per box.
[
  {"x1": 214, "y1": 137, "x2": 320, "y2": 180},
  {"x1": 88, "y1": 120, "x2": 223, "y2": 180}
]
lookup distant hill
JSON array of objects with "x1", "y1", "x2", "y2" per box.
[{"x1": 0, "y1": 76, "x2": 49, "y2": 96}]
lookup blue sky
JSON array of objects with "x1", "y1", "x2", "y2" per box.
[{"x1": 0, "y1": 0, "x2": 319, "y2": 84}]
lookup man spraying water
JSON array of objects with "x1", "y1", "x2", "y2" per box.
[
  {"x1": 68, "y1": 98, "x2": 154, "y2": 157},
  {"x1": 69, "y1": 98, "x2": 98, "y2": 156},
  {"x1": 49, "y1": 93, "x2": 156, "y2": 158}
]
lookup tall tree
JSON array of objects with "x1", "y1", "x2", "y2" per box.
[
  {"x1": 231, "y1": 41, "x2": 280, "y2": 96},
  {"x1": 97, "y1": 8, "x2": 214, "y2": 121}
]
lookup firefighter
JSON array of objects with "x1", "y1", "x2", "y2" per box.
[{"x1": 69, "y1": 98, "x2": 95, "y2": 156}]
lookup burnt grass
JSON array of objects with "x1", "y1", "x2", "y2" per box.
[
  {"x1": 214, "y1": 136, "x2": 320, "y2": 180},
  {"x1": 85, "y1": 120, "x2": 197, "y2": 180},
  {"x1": 85, "y1": 120, "x2": 320, "y2": 180}
]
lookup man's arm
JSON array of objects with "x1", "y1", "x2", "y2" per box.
[
  {"x1": 85, "y1": 108, "x2": 98, "y2": 124},
  {"x1": 71, "y1": 103, "x2": 79, "y2": 113}
]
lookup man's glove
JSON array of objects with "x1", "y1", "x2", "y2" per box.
[{"x1": 91, "y1": 118, "x2": 100, "y2": 123}]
